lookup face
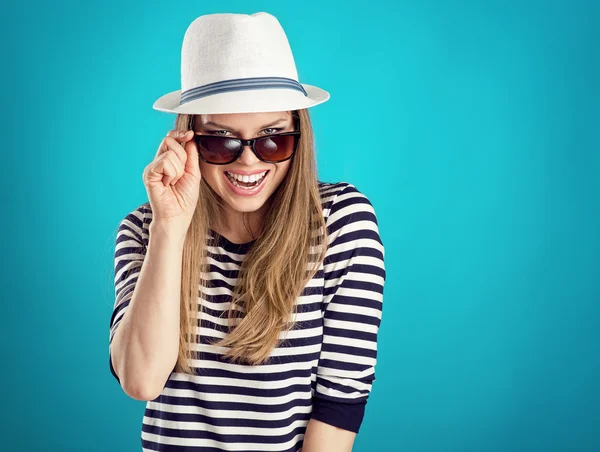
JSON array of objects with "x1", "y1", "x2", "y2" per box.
[{"x1": 193, "y1": 111, "x2": 295, "y2": 217}]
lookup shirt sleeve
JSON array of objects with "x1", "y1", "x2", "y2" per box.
[
  {"x1": 108, "y1": 205, "x2": 148, "y2": 384},
  {"x1": 310, "y1": 183, "x2": 386, "y2": 434}
]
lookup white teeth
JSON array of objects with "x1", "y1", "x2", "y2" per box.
[
  {"x1": 225, "y1": 170, "x2": 268, "y2": 189},
  {"x1": 226, "y1": 170, "x2": 267, "y2": 182}
]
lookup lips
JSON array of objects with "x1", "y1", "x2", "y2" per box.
[{"x1": 222, "y1": 169, "x2": 270, "y2": 196}]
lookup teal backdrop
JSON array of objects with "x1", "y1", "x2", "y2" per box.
[{"x1": 1, "y1": 0, "x2": 598, "y2": 450}]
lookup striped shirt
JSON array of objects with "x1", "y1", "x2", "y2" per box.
[{"x1": 109, "y1": 181, "x2": 386, "y2": 452}]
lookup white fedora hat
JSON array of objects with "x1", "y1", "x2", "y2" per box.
[{"x1": 152, "y1": 12, "x2": 330, "y2": 115}]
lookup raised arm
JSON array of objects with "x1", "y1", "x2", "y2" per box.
[{"x1": 109, "y1": 207, "x2": 187, "y2": 400}]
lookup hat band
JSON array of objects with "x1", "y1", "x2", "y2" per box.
[{"x1": 180, "y1": 76, "x2": 307, "y2": 105}]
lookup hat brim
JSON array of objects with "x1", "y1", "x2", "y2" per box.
[{"x1": 152, "y1": 84, "x2": 330, "y2": 115}]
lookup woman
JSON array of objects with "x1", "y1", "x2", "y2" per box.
[{"x1": 109, "y1": 12, "x2": 386, "y2": 452}]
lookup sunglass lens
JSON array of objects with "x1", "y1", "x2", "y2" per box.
[
  {"x1": 196, "y1": 137, "x2": 241, "y2": 164},
  {"x1": 255, "y1": 135, "x2": 296, "y2": 161}
]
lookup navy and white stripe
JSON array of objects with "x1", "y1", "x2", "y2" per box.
[
  {"x1": 180, "y1": 76, "x2": 308, "y2": 105},
  {"x1": 109, "y1": 182, "x2": 386, "y2": 452}
]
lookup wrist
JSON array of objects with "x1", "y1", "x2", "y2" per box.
[{"x1": 148, "y1": 219, "x2": 188, "y2": 247}]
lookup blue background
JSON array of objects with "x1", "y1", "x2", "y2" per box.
[{"x1": 1, "y1": 0, "x2": 598, "y2": 450}]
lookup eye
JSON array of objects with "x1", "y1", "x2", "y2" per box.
[
  {"x1": 207, "y1": 127, "x2": 284, "y2": 136},
  {"x1": 208, "y1": 130, "x2": 230, "y2": 136},
  {"x1": 263, "y1": 127, "x2": 283, "y2": 135}
]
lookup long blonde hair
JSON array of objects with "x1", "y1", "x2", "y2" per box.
[{"x1": 172, "y1": 108, "x2": 328, "y2": 372}]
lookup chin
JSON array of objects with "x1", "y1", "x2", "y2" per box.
[
  {"x1": 220, "y1": 184, "x2": 271, "y2": 209},
  {"x1": 225, "y1": 197, "x2": 267, "y2": 212}
]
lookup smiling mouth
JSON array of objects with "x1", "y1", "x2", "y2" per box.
[{"x1": 224, "y1": 170, "x2": 270, "y2": 188}]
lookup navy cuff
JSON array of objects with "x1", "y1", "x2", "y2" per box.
[{"x1": 311, "y1": 396, "x2": 367, "y2": 433}]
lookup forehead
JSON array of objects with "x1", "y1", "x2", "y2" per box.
[{"x1": 194, "y1": 111, "x2": 292, "y2": 129}]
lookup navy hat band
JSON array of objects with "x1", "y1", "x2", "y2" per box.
[{"x1": 180, "y1": 76, "x2": 307, "y2": 105}]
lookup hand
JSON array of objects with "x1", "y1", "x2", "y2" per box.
[{"x1": 142, "y1": 129, "x2": 202, "y2": 237}]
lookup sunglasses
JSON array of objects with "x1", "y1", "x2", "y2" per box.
[{"x1": 192, "y1": 118, "x2": 301, "y2": 165}]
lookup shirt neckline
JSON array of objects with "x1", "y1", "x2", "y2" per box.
[{"x1": 209, "y1": 228, "x2": 256, "y2": 254}]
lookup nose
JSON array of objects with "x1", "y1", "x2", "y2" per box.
[{"x1": 236, "y1": 143, "x2": 261, "y2": 165}]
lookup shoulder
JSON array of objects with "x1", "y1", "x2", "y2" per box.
[
  {"x1": 318, "y1": 181, "x2": 384, "y2": 262},
  {"x1": 317, "y1": 181, "x2": 378, "y2": 225},
  {"x1": 117, "y1": 201, "x2": 152, "y2": 249}
]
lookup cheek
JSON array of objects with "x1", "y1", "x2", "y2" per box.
[
  {"x1": 199, "y1": 162, "x2": 222, "y2": 188},
  {"x1": 273, "y1": 161, "x2": 291, "y2": 182}
]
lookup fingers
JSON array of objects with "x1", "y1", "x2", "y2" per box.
[
  {"x1": 158, "y1": 130, "x2": 194, "y2": 183},
  {"x1": 145, "y1": 129, "x2": 200, "y2": 188},
  {"x1": 183, "y1": 133, "x2": 200, "y2": 177},
  {"x1": 160, "y1": 150, "x2": 184, "y2": 186},
  {"x1": 155, "y1": 130, "x2": 193, "y2": 160},
  {"x1": 163, "y1": 129, "x2": 201, "y2": 179},
  {"x1": 143, "y1": 149, "x2": 184, "y2": 187}
]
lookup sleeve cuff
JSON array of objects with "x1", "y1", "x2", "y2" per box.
[{"x1": 310, "y1": 396, "x2": 367, "y2": 433}]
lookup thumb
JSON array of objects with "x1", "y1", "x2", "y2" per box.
[{"x1": 183, "y1": 132, "x2": 201, "y2": 177}]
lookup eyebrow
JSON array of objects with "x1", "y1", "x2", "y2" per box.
[{"x1": 200, "y1": 117, "x2": 289, "y2": 132}]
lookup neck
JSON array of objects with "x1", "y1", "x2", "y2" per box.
[{"x1": 215, "y1": 199, "x2": 272, "y2": 244}]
